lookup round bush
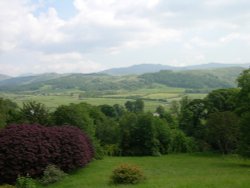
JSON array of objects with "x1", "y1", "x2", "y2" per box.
[
  {"x1": 0, "y1": 124, "x2": 94, "y2": 184},
  {"x1": 110, "y1": 164, "x2": 145, "y2": 184}
]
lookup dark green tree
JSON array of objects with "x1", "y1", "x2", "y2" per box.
[
  {"x1": 53, "y1": 103, "x2": 94, "y2": 136},
  {"x1": 205, "y1": 88, "x2": 239, "y2": 114},
  {"x1": 0, "y1": 98, "x2": 18, "y2": 128},
  {"x1": 206, "y1": 111, "x2": 240, "y2": 154},
  {"x1": 119, "y1": 113, "x2": 158, "y2": 156},
  {"x1": 179, "y1": 98, "x2": 208, "y2": 139},
  {"x1": 125, "y1": 99, "x2": 144, "y2": 113},
  {"x1": 20, "y1": 101, "x2": 50, "y2": 125},
  {"x1": 237, "y1": 68, "x2": 250, "y2": 157}
]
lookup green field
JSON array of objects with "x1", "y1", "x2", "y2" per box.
[
  {"x1": 37, "y1": 154, "x2": 250, "y2": 188},
  {"x1": 0, "y1": 86, "x2": 207, "y2": 112}
]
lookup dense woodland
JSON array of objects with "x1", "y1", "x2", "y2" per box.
[{"x1": 0, "y1": 68, "x2": 249, "y2": 186}]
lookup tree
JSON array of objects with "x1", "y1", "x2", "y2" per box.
[
  {"x1": 119, "y1": 113, "x2": 158, "y2": 156},
  {"x1": 205, "y1": 88, "x2": 239, "y2": 114},
  {"x1": 206, "y1": 111, "x2": 240, "y2": 154},
  {"x1": 238, "y1": 112, "x2": 250, "y2": 157},
  {"x1": 99, "y1": 104, "x2": 116, "y2": 118},
  {"x1": 237, "y1": 68, "x2": 250, "y2": 114},
  {"x1": 237, "y1": 68, "x2": 250, "y2": 157},
  {"x1": 179, "y1": 98, "x2": 207, "y2": 139},
  {"x1": 125, "y1": 99, "x2": 144, "y2": 113},
  {"x1": 156, "y1": 105, "x2": 165, "y2": 117},
  {"x1": 53, "y1": 103, "x2": 94, "y2": 136},
  {"x1": 20, "y1": 101, "x2": 50, "y2": 125},
  {"x1": 0, "y1": 98, "x2": 18, "y2": 128}
]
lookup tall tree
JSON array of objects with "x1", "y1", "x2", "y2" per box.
[
  {"x1": 237, "y1": 68, "x2": 250, "y2": 157},
  {"x1": 206, "y1": 111, "x2": 240, "y2": 154}
]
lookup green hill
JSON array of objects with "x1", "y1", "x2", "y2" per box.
[{"x1": 0, "y1": 67, "x2": 245, "y2": 92}]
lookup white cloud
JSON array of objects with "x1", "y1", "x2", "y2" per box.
[{"x1": 0, "y1": 0, "x2": 250, "y2": 75}]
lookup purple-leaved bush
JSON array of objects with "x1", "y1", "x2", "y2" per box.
[{"x1": 0, "y1": 124, "x2": 94, "y2": 184}]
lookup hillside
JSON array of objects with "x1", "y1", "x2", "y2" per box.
[
  {"x1": 0, "y1": 67, "x2": 245, "y2": 92},
  {"x1": 0, "y1": 74, "x2": 11, "y2": 81}
]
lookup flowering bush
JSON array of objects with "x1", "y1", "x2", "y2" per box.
[
  {"x1": 110, "y1": 164, "x2": 145, "y2": 184},
  {"x1": 0, "y1": 124, "x2": 94, "y2": 184}
]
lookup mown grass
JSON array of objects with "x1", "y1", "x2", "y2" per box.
[{"x1": 37, "y1": 154, "x2": 250, "y2": 188}]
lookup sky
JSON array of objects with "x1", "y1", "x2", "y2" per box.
[{"x1": 0, "y1": 0, "x2": 250, "y2": 76}]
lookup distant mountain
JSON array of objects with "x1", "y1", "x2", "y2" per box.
[
  {"x1": 101, "y1": 64, "x2": 177, "y2": 75},
  {"x1": 0, "y1": 74, "x2": 11, "y2": 81},
  {"x1": 101, "y1": 63, "x2": 250, "y2": 75},
  {"x1": 0, "y1": 73, "x2": 66, "y2": 88},
  {"x1": 183, "y1": 63, "x2": 250, "y2": 70}
]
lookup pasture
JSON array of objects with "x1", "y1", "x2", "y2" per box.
[{"x1": 0, "y1": 86, "x2": 207, "y2": 111}]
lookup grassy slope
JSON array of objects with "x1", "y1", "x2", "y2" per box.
[{"x1": 37, "y1": 154, "x2": 250, "y2": 188}]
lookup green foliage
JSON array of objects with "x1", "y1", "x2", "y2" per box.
[
  {"x1": 179, "y1": 98, "x2": 207, "y2": 139},
  {"x1": 238, "y1": 112, "x2": 250, "y2": 157},
  {"x1": 40, "y1": 165, "x2": 67, "y2": 185},
  {"x1": 125, "y1": 99, "x2": 144, "y2": 113},
  {"x1": 119, "y1": 113, "x2": 159, "y2": 156},
  {"x1": 16, "y1": 176, "x2": 36, "y2": 188},
  {"x1": 169, "y1": 129, "x2": 197, "y2": 153},
  {"x1": 205, "y1": 88, "x2": 239, "y2": 114},
  {"x1": 154, "y1": 118, "x2": 172, "y2": 154},
  {"x1": 156, "y1": 105, "x2": 165, "y2": 116},
  {"x1": 20, "y1": 101, "x2": 50, "y2": 125},
  {"x1": 0, "y1": 98, "x2": 18, "y2": 128},
  {"x1": 206, "y1": 111, "x2": 240, "y2": 154},
  {"x1": 236, "y1": 68, "x2": 250, "y2": 157},
  {"x1": 237, "y1": 68, "x2": 250, "y2": 114},
  {"x1": 110, "y1": 164, "x2": 145, "y2": 184},
  {"x1": 53, "y1": 103, "x2": 95, "y2": 136}
]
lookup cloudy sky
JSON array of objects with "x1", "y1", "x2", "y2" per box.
[{"x1": 0, "y1": 0, "x2": 250, "y2": 76}]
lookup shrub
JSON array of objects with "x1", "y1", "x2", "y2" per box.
[
  {"x1": 40, "y1": 164, "x2": 67, "y2": 185},
  {"x1": 0, "y1": 124, "x2": 94, "y2": 184},
  {"x1": 16, "y1": 176, "x2": 36, "y2": 188},
  {"x1": 110, "y1": 164, "x2": 145, "y2": 184}
]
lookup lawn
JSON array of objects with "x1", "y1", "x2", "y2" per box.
[{"x1": 37, "y1": 154, "x2": 250, "y2": 188}]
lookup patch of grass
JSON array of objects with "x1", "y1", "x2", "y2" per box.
[{"x1": 37, "y1": 154, "x2": 250, "y2": 188}]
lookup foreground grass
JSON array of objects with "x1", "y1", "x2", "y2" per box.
[{"x1": 37, "y1": 154, "x2": 250, "y2": 188}]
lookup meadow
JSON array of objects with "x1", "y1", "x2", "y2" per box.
[{"x1": 36, "y1": 154, "x2": 250, "y2": 188}]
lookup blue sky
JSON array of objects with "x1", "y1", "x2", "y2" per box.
[{"x1": 0, "y1": 0, "x2": 250, "y2": 76}]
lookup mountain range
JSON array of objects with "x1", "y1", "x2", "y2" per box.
[
  {"x1": 101, "y1": 63, "x2": 250, "y2": 75},
  {"x1": 0, "y1": 63, "x2": 247, "y2": 92}
]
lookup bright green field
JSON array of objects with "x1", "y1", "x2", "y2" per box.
[{"x1": 37, "y1": 154, "x2": 250, "y2": 188}]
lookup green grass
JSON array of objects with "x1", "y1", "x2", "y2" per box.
[{"x1": 37, "y1": 154, "x2": 250, "y2": 188}]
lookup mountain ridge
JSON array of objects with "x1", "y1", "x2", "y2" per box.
[{"x1": 101, "y1": 63, "x2": 250, "y2": 75}]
